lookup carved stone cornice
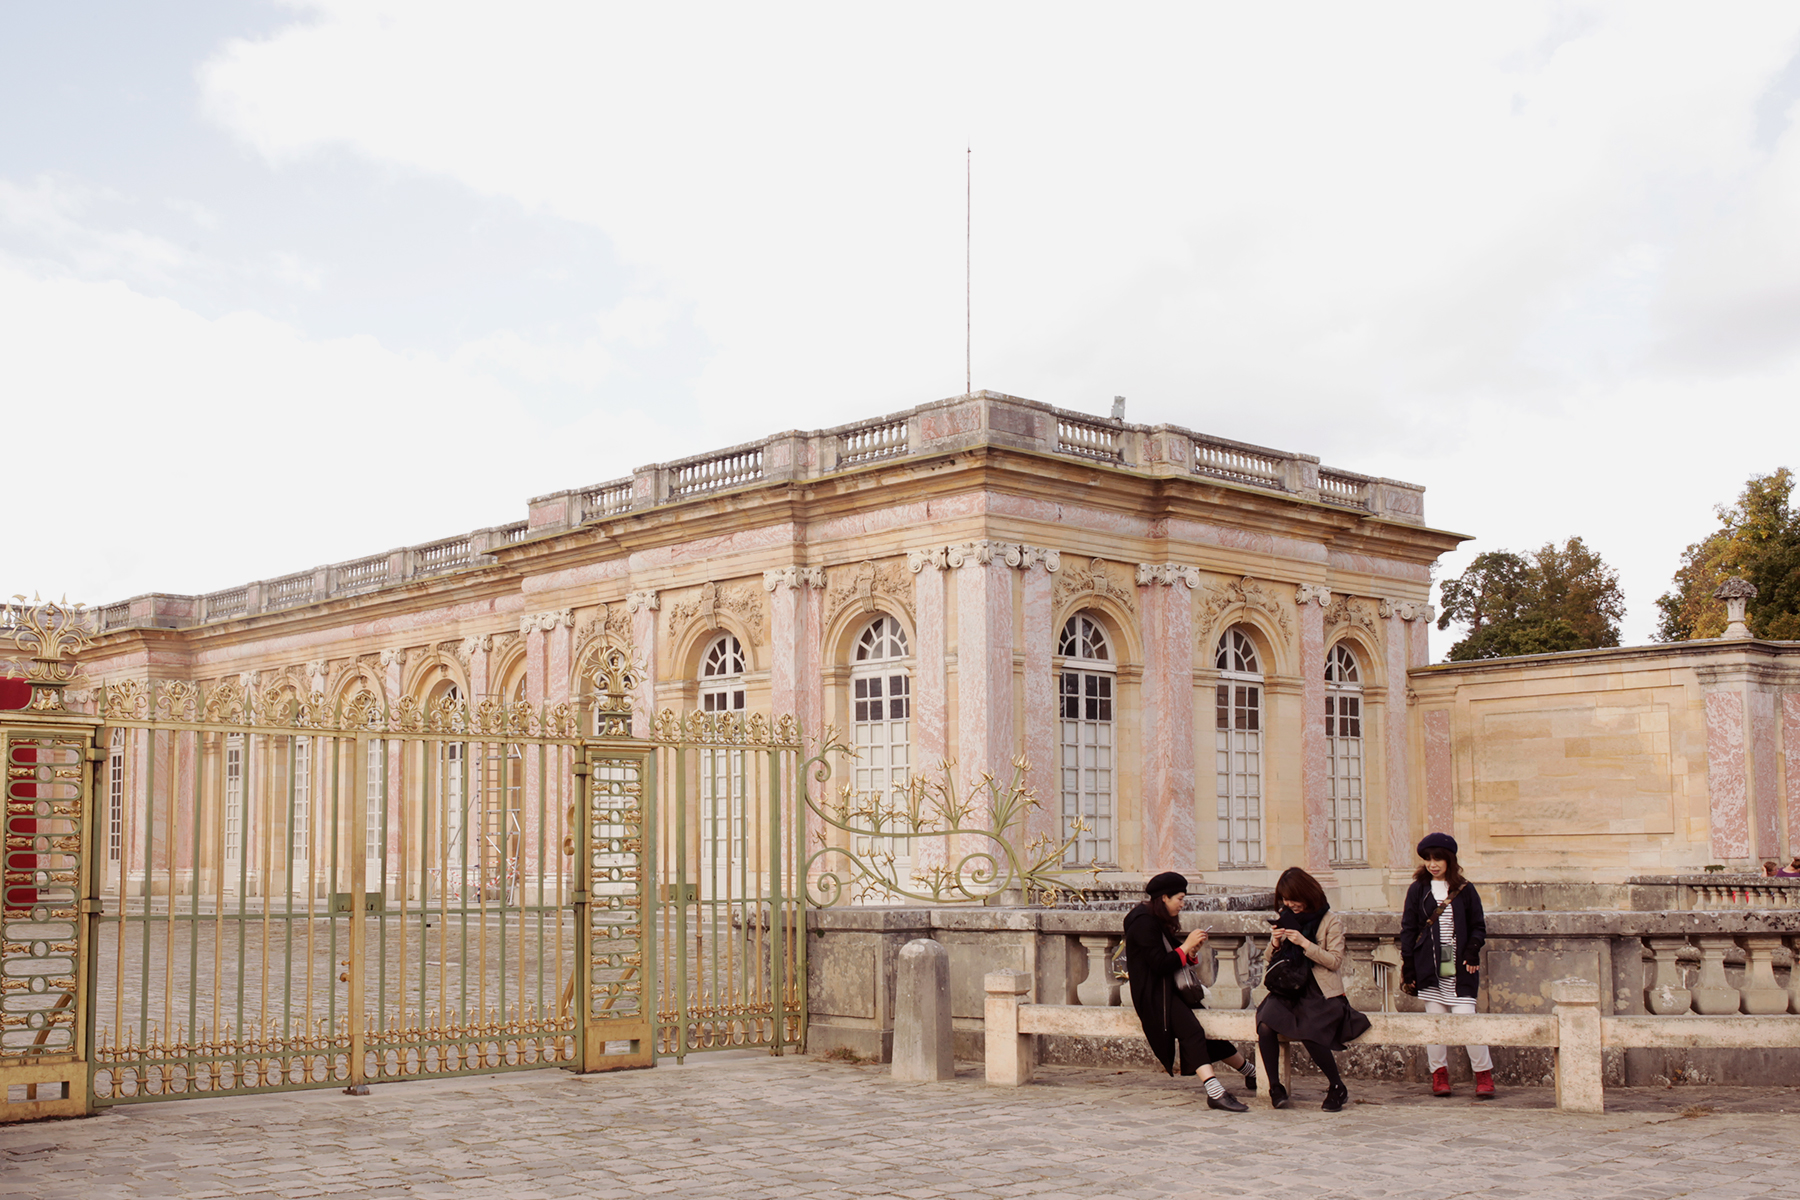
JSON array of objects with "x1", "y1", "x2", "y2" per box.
[
  {"x1": 667, "y1": 581, "x2": 767, "y2": 648},
  {"x1": 945, "y1": 540, "x2": 1023, "y2": 569},
  {"x1": 625, "y1": 590, "x2": 659, "y2": 614},
  {"x1": 826, "y1": 559, "x2": 915, "y2": 624},
  {"x1": 519, "y1": 608, "x2": 574, "y2": 636},
  {"x1": 1197, "y1": 575, "x2": 1293, "y2": 643},
  {"x1": 1295, "y1": 584, "x2": 1332, "y2": 608},
  {"x1": 762, "y1": 565, "x2": 826, "y2": 591},
  {"x1": 1053, "y1": 557, "x2": 1137, "y2": 614},
  {"x1": 1136, "y1": 563, "x2": 1200, "y2": 588}
]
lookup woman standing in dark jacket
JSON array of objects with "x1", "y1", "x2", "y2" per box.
[
  {"x1": 1123, "y1": 871, "x2": 1250, "y2": 1111},
  {"x1": 1399, "y1": 832, "x2": 1495, "y2": 1099}
]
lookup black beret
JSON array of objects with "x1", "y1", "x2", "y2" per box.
[
  {"x1": 1417, "y1": 832, "x2": 1458, "y2": 857},
  {"x1": 1144, "y1": 871, "x2": 1189, "y2": 896}
]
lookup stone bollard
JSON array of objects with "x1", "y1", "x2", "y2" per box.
[
  {"x1": 984, "y1": 971, "x2": 1033, "y2": 1086},
  {"x1": 1550, "y1": 978, "x2": 1603, "y2": 1113},
  {"x1": 893, "y1": 939, "x2": 954, "y2": 1082}
]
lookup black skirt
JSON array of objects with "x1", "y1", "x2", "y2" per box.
[{"x1": 1255, "y1": 973, "x2": 1371, "y2": 1052}]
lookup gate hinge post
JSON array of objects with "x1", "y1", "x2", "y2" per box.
[{"x1": 78, "y1": 899, "x2": 104, "y2": 915}]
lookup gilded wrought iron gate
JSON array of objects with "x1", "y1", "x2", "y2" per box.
[{"x1": 86, "y1": 680, "x2": 589, "y2": 1103}]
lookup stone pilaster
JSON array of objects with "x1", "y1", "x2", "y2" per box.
[
  {"x1": 625, "y1": 591, "x2": 659, "y2": 737},
  {"x1": 763, "y1": 566, "x2": 826, "y2": 742},
  {"x1": 1786, "y1": 694, "x2": 1800, "y2": 864},
  {"x1": 1136, "y1": 564, "x2": 1199, "y2": 873},
  {"x1": 1695, "y1": 661, "x2": 1787, "y2": 864},
  {"x1": 1295, "y1": 584, "x2": 1331, "y2": 878},
  {"x1": 1019, "y1": 547, "x2": 1061, "y2": 851},
  {"x1": 948, "y1": 541, "x2": 1018, "y2": 829},
  {"x1": 1380, "y1": 599, "x2": 1432, "y2": 876},
  {"x1": 459, "y1": 635, "x2": 491, "y2": 701}
]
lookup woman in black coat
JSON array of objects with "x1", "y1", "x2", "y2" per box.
[
  {"x1": 1122, "y1": 871, "x2": 1250, "y2": 1111},
  {"x1": 1399, "y1": 832, "x2": 1495, "y2": 1098}
]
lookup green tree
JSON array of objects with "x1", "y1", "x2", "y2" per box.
[
  {"x1": 1437, "y1": 537, "x2": 1625, "y2": 661},
  {"x1": 1655, "y1": 468, "x2": 1800, "y2": 641}
]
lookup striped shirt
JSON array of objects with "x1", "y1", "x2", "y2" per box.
[{"x1": 1416, "y1": 879, "x2": 1461, "y2": 1003}]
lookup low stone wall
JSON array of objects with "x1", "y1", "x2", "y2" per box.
[{"x1": 805, "y1": 905, "x2": 1800, "y2": 1086}]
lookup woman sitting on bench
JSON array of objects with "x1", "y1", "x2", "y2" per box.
[{"x1": 1256, "y1": 866, "x2": 1371, "y2": 1112}]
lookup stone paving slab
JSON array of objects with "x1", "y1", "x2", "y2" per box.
[{"x1": 2, "y1": 1054, "x2": 1797, "y2": 1199}]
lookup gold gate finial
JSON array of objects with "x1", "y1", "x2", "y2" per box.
[
  {"x1": 588, "y1": 644, "x2": 642, "y2": 737},
  {"x1": 2, "y1": 594, "x2": 93, "y2": 712}
]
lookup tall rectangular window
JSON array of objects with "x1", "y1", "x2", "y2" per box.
[
  {"x1": 1326, "y1": 694, "x2": 1364, "y2": 863},
  {"x1": 108, "y1": 728, "x2": 125, "y2": 863},
  {"x1": 1215, "y1": 684, "x2": 1262, "y2": 866},
  {"x1": 1058, "y1": 671, "x2": 1114, "y2": 864},
  {"x1": 224, "y1": 734, "x2": 244, "y2": 864},
  {"x1": 291, "y1": 737, "x2": 311, "y2": 862}
]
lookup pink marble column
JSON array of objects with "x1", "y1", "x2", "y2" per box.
[
  {"x1": 1296, "y1": 585, "x2": 1331, "y2": 876},
  {"x1": 908, "y1": 551, "x2": 949, "y2": 774},
  {"x1": 626, "y1": 591, "x2": 659, "y2": 738},
  {"x1": 1785, "y1": 694, "x2": 1800, "y2": 862},
  {"x1": 1704, "y1": 690, "x2": 1750, "y2": 860},
  {"x1": 1422, "y1": 710, "x2": 1454, "y2": 837},
  {"x1": 464, "y1": 637, "x2": 491, "y2": 702},
  {"x1": 1136, "y1": 564, "x2": 1199, "y2": 873},
  {"x1": 1020, "y1": 549, "x2": 1061, "y2": 850},
  {"x1": 1383, "y1": 610, "x2": 1413, "y2": 872},
  {"x1": 763, "y1": 566, "x2": 826, "y2": 740},
  {"x1": 950, "y1": 541, "x2": 1018, "y2": 828}
]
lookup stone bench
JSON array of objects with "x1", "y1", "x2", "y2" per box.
[{"x1": 983, "y1": 971, "x2": 1800, "y2": 1112}]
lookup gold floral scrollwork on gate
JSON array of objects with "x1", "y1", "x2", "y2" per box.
[
  {"x1": 203, "y1": 680, "x2": 244, "y2": 724},
  {"x1": 509, "y1": 698, "x2": 539, "y2": 737},
  {"x1": 2, "y1": 595, "x2": 94, "y2": 707},
  {"x1": 428, "y1": 693, "x2": 465, "y2": 734},
  {"x1": 471, "y1": 695, "x2": 502, "y2": 735},
  {"x1": 587, "y1": 645, "x2": 641, "y2": 738},
  {"x1": 101, "y1": 679, "x2": 148, "y2": 720},
  {"x1": 393, "y1": 695, "x2": 425, "y2": 733},
  {"x1": 298, "y1": 690, "x2": 333, "y2": 729},
  {"x1": 546, "y1": 702, "x2": 577, "y2": 738},
  {"x1": 342, "y1": 689, "x2": 384, "y2": 731},
  {"x1": 156, "y1": 680, "x2": 200, "y2": 721},
  {"x1": 650, "y1": 708, "x2": 682, "y2": 742}
]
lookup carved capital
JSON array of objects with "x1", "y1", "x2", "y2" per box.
[
  {"x1": 459, "y1": 634, "x2": 491, "y2": 663},
  {"x1": 304, "y1": 660, "x2": 328, "y2": 681},
  {"x1": 946, "y1": 540, "x2": 1022, "y2": 569},
  {"x1": 625, "y1": 590, "x2": 659, "y2": 614},
  {"x1": 762, "y1": 565, "x2": 827, "y2": 591},
  {"x1": 519, "y1": 608, "x2": 575, "y2": 636},
  {"x1": 1019, "y1": 546, "x2": 1061, "y2": 573},
  {"x1": 907, "y1": 547, "x2": 949, "y2": 573},
  {"x1": 1295, "y1": 584, "x2": 1332, "y2": 607},
  {"x1": 1383, "y1": 599, "x2": 1433, "y2": 622},
  {"x1": 237, "y1": 671, "x2": 260, "y2": 691},
  {"x1": 378, "y1": 648, "x2": 406, "y2": 669},
  {"x1": 1136, "y1": 563, "x2": 1199, "y2": 588}
]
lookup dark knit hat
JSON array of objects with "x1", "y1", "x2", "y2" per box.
[
  {"x1": 1416, "y1": 832, "x2": 1458, "y2": 858},
  {"x1": 1144, "y1": 871, "x2": 1189, "y2": 897}
]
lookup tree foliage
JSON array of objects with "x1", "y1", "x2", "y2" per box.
[
  {"x1": 1655, "y1": 468, "x2": 1800, "y2": 642},
  {"x1": 1437, "y1": 538, "x2": 1625, "y2": 661}
]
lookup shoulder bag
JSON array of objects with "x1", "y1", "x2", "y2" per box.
[
  {"x1": 1163, "y1": 934, "x2": 1209, "y2": 1007},
  {"x1": 1400, "y1": 888, "x2": 1459, "y2": 996}
]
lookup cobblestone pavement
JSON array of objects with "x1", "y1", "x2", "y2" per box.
[{"x1": 4, "y1": 1055, "x2": 1797, "y2": 1200}]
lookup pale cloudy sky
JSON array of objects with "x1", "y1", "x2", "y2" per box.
[{"x1": 7, "y1": 2, "x2": 1800, "y2": 658}]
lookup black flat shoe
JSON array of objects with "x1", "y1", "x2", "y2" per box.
[
  {"x1": 1206, "y1": 1090, "x2": 1248, "y2": 1112},
  {"x1": 1267, "y1": 1082, "x2": 1289, "y2": 1110},
  {"x1": 1241, "y1": 1066, "x2": 1257, "y2": 1093},
  {"x1": 1321, "y1": 1084, "x2": 1348, "y2": 1113}
]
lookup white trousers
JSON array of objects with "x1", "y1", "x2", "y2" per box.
[{"x1": 1424, "y1": 997, "x2": 1493, "y2": 1072}]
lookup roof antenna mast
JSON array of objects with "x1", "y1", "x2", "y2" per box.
[{"x1": 966, "y1": 144, "x2": 971, "y2": 397}]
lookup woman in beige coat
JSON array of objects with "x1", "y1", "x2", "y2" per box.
[{"x1": 1255, "y1": 867, "x2": 1370, "y2": 1111}]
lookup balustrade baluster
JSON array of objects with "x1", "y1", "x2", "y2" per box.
[
  {"x1": 1691, "y1": 935, "x2": 1743, "y2": 1014},
  {"x1": 1739, "y1": 935, "x2": 1790, "y2": 1014},
  {"x1": 1644, "y1": 937, "x2": 1692, "y2": 1015},
  {"x1": 1073, "y1": 936, "x2": 1119, "y2": 1007}
]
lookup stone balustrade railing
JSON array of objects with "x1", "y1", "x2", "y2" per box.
[
  {"x1": 806, "y1": 906, "x2": 1800, "y2": 1084},
  {"x1": 93, "y1": 391, "x2": 1426, "y2": 633}
]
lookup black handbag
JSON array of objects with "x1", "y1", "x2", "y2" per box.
[
  {"x1": 1263, "y1": 953, "x2": 1309, "y2": 999},
  {"x1": 1164, "y1": 935, "x2": 1209, "y2": 1007}
]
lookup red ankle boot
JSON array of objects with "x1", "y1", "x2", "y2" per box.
[
  {"x1": 1431, "y1": 1067, "x2": 1452, "y2": 1097},
  {"x1": 1475, "y1": 1069, "x2": 1496, "y2": 1099}
]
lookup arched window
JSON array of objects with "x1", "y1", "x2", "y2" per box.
[
  {"x1": 852, "y1": 617, "x2": 913, "y2": 887},
  {"x1": 1325, "y1": 643, "x2": 1364, "y2": 864},
  {"x1": 699, "y1": 635, "x2": 748, "y2": 877},
  {"x1": 1058, "y1": 613, "x2": 1115, "y2": 864},
  {"x1": 1215, "y1": 627, "x2": 1263, "y2": 867},
  {"x1": 701, "y1": 635, "x2": 747, "y2": 712}
]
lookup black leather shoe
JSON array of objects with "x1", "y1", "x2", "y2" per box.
[
  {"x1": 1267, "y1": 1082, "x2": 1289, "y2": 1109},
  {"x1": 1240, "y1": 1064, "x2": 1257, "y2": 1093},
  {"x1": 1322, "y1": 1084, "x2": 1348, "y2": 1113},
  {"x1": 1206, "y1": 1090, "x2": 1248, "y2": 1112}
]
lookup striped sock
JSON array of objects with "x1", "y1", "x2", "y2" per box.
[
  {"x1": 1203, "y1": 1076, "x2": 1225, "y2": 1099},
  {"x1": 1241, "y1": 1059, "x2": 1257, "y2": 1083}
]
